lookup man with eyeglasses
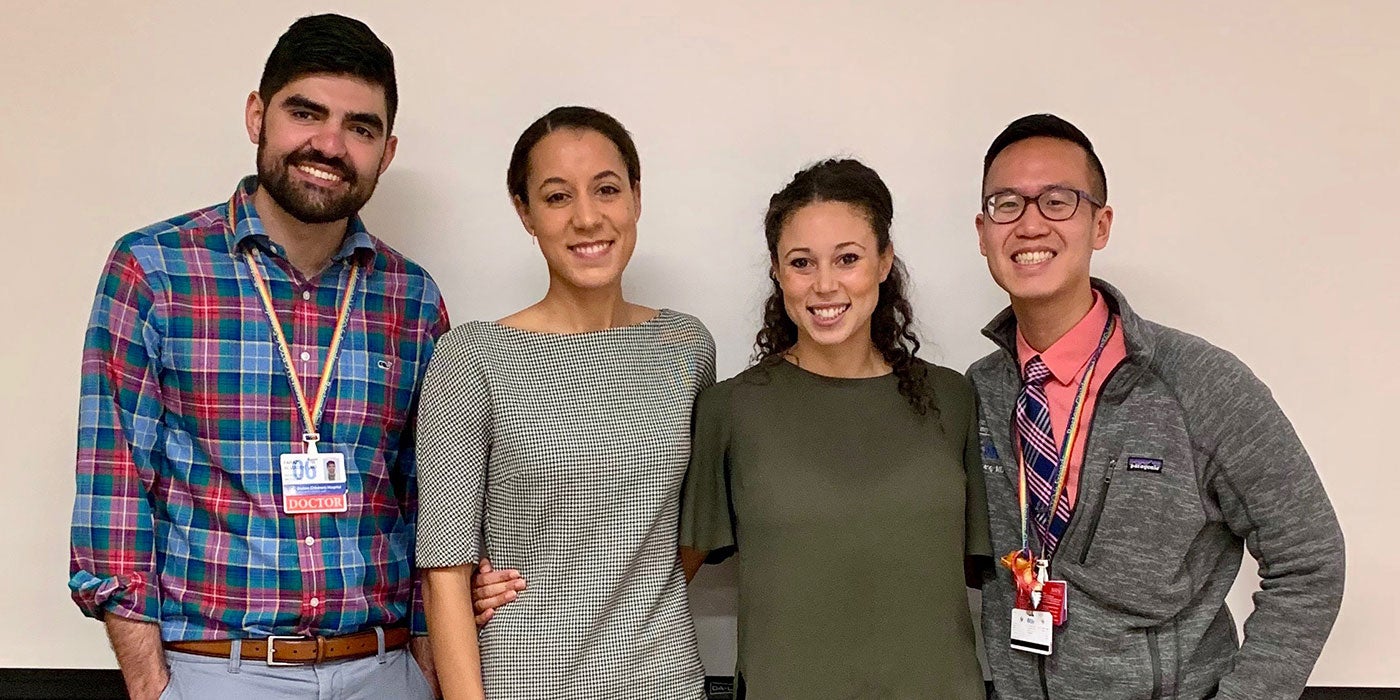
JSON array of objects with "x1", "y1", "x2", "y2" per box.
[{"x1": 966, "y1": 114, "x2": 1344, "y2": 699}]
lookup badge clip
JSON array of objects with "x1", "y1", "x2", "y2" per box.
[{"x1": 1032, "y1": 559, "x2": 1049, "y2": 609}]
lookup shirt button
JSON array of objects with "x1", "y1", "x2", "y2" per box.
[
  {"x1": 301, "y1": 291, "x2": 311, "y2": 301},
  {"x1": 300, "y1": 351, "x2": 311, "y2": 361},
  {"x1": 310, "y1": 597, "x2": 320, "y2": 608},
  {"x1": 304, "y1": 536, "x2": 315, "y2": 546}
]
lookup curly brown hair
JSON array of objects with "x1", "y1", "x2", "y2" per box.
[{"x1": 753, "y1": 158, "x2": 935, "y2": 416}]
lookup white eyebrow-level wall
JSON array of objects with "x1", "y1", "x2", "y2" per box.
[{"x1": 2, "y1": 0, "x2": 1396, "y2": 686}]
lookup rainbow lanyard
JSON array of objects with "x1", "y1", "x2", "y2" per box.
[
  {"x1": 230, "y1": 196, "x2": 361, "y2": 453},
  {"x1": 1013, "y1": 314, "x2": 1116, "y2": 559}
]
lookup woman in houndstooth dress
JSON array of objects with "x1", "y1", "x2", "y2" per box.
[{"x1": 415, "y1": 106, "x2": 711, "y2": 700}]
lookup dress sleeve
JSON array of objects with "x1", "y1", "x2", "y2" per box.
[
  {"x1": 679, "y1": 383, "x2": 736, "y2": 562},
  {"x1": 962, "y1": 383, "x2": 993, "y2": 560},
  {"x1": 690, "y1": 316, "x2": 717, "y2": 394},
  {"x1": 414, "y1": 327, "x2": 492, "y2": 569}
]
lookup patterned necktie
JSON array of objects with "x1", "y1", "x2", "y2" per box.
[{"x1": 1016, "y1": 356, "x2": 1073, "y2": 556}]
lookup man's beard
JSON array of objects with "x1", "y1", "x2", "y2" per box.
[{"x1": 256, "y1": 135, "x2": 379, "y2": 225}]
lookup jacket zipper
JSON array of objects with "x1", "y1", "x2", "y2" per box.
[
  {"x1": 1038, "y1": 655, "x2": 1051, "y2": 699},
  {"x1": 1147, "y1": 628, "x2": 1162, "y2": 699},
  {"x1": 1036, "y1": 361, "x2": 1127, "y2": 699},
  {"x1": 1065, "y1": 359, "x2": 1125, "y2": 567},
  {"x1": 1000, "y1": 371, "x2": 1054, "y2": 700},
  {"x1": 1076, "y1": 460, "x2": 1116, "y2": 565}
]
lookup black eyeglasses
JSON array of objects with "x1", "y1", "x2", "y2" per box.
[{"x1": 983, "y1": 187, "x2": 1104, "y2": 224}]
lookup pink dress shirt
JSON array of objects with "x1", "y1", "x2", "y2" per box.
[{"x1": 1015, "y1": 291, "x2": 1128, "y2": 508}]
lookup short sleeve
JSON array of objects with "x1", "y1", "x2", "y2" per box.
[
  {"x1": 414, "y1": 327, "x2": 492, "y2": 569},
  {"x1": 961, "y1": 384, "x2": 993, "y2": 560},
  {"x1": 694, "y1": 334, "x2": 716, "y2": 395},
  {"x1": 679, "y1": 382, "x2": 736, "y2": 562}
]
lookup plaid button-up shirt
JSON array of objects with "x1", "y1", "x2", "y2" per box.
[{"x1": 70, "y1": 176, "x2": 450, "y2": 640}]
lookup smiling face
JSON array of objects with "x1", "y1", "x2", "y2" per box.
[
  {"x1": 245, "y1": 73, "x2": 397, "y2": 224},
  {"x1": 976, "y1": 136, "x2": 1112, "y2": 307},
  {"x1": 774, "y1": 200, "x2": 894, "y2": 355},
  {"x1": 513, "y1": 128, "x2": 641, "y2": 292}
]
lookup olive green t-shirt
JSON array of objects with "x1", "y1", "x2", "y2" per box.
[{"x1": 680, "y1": 359, "x2": 991, "y2": 699}]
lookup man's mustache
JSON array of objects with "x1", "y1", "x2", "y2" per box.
[{"x1": 286, "y1": 150, "x2": 356, "y2": 185}]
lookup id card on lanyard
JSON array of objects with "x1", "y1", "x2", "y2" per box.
[
  {"x1": 235, "y1": 198, "x2": 361, "y2": 515},
  {"x1": 281, "y1": 452, "x2": 349, "y2": 514},
  {"x1": 1003, "y1": 315, "x2": 1115, "y2": 655}
]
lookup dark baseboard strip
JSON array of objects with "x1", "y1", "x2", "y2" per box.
[
  {"x1": 1, "y1": 669, "x2": 1395, "y2": 699},
  {"x1": 1303, "y1": 690, "x2": 1400, "y2": 699},
  {"x1": 703, "y1": 677, "x2": 1400, "y2": 700},
  {"x1": 0, "y1": 669, "x2": 126, "y2": 699}
]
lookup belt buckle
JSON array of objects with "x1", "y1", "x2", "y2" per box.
[{"x1": 265, "y1": 635, "x2": 310, "y2": 666}]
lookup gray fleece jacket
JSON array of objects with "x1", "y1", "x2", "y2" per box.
[{"x1": 967, "y1": 279, "x2": 1344, "y2": 700}]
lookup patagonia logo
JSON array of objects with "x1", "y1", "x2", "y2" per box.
[{"x1": 1127, "y1": 456, "x2": 1164, "y2": 473}]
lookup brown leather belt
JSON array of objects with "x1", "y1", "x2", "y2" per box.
[{"x1": 164, "y1": 626, "x2": 411, "y2": 665}]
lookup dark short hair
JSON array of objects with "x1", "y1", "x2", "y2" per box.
[
  {"x1": 507, "y1": 106, "x2": 641, "y2": 205},
  {"x1": 258, "y1": 14, "x2": 398, "y2": 131},
  {"x1": 982, "y1": 113, "x2": 1106, "y2": 201}
]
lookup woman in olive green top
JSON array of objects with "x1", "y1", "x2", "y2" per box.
[{"x1": 679, "y1": 159, "x2": 992, "y2": 699}]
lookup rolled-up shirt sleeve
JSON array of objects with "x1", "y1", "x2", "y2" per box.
[
  {"x1": 69, "y1": 238, "x2": 164, "y2": 622},
  {"x1": 401, "y1": 297, "x2": 451, "y2": 635}
]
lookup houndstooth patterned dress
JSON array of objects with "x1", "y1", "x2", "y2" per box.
[{"x1": 415, "y1": 309, "x2": 713, "y2": 699}]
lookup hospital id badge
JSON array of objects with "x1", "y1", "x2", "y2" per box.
[
  {"x1": 280, "y1": 451, "x2": 348, "y2": 514},
  {"x1": 1010, "y1": 608, "x2": 1054, "y2": 656},
  {"x1": 1014, "y1": 579, "x2": 1069, "y2": 626}
]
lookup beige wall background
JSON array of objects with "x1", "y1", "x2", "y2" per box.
[{"x1": 2, "y1": 0, "x2": 1396, "y2": 686}]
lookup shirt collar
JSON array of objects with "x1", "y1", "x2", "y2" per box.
[
  {"x1": 1016, "y1": 290, "x2": 1111, "y2": 385},
  {"x1": 226, "y1": 175, "x2": 376, "y2": 262}
]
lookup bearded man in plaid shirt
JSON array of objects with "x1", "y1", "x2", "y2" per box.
[{"x1": 69, "y1": 14, "x2": 447, "y2": 699}]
